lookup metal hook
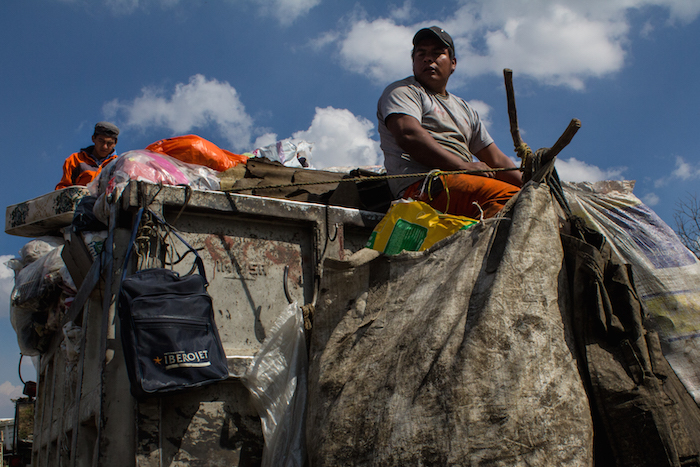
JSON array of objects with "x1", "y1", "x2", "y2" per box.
[
  {"x1": 283, "y1": 265, "x2": 293, "y2": 304},
  {"x1": 18, "y1": 354, "x2": 25, "y2": 384}
]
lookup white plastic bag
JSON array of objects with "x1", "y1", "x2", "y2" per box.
[
  {"x1": 8, "y1": 239, "x2": 76, "y2": 356},
  {"x1": 252, "y1": 140, "x2": 314, "y2": 168},
  {"x1": 5, "y1": 236, "x2": 63, "y2": 273},
  {"x1": 11, "y1": 247, "x2": 66, "y2": 308},
  {"x1": 241, "y1": 301, "x2": 308, "y2": 467}
]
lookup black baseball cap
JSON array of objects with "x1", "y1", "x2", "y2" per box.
[{"x1": 413, "y1": 26, "x2": 455, "y2": 56}]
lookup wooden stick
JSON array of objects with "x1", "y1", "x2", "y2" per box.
[
  {"x1": 542, "y1": 119, "x2": 581, "y2": 164},
  {"x1": 503, "y1": 68, "x2": 581, "y2": 171},
  {"x1": 503, "y1": 69, "x2": 525, "y2": 150}
]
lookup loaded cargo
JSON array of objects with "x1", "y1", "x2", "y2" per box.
[{"x1": 6, "y1": 94, "x2": 700, "y2": 466}]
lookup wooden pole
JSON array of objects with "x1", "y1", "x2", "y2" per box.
[
  {"x1": 503, "y1": 69, "x2": 525, "y2": 152},
  {"x1": 542, "y1": 119, "x2": 581, "y2": 164}
]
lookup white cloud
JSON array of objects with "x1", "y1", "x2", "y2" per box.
[
  {"x1": 56, "y1": 0, "x2": 178, "y2": 15},
  {"x1": 640, "y1": 20, "x2": 655, "y2": 37},
  {"x1": 0, "y1": 381, "x2": 22, "y2": 398},
  {"x1": 0, "y1": 381, "x2": 23, "y2": 418},
  {"x1": 309, "y1": 31, "x2": 341, "y2": 51},
  {"x1": 56, "y1": 0, "x2": 318, "y2": 23},
  {"x1": 389, "y1": 0, "x2": 415, "y2": 22},
  {"x1": 671, "y1": 156, "x2": 700, "y2": 181},
  {"x1": 253, "y1": 0, "x2": 322, "y2": 25},
  {"x1": 104, "y1": 79, "x2": 382, "y2": 166},
  {"x1": 654, "y1": 176, "x2": 670, "y2": 188},
  {"x1": 652, "y1": 0, "x2": 700, "y2": 23},
  {"x1": 329, "y1": 0, "x2": 699, "y2": 89},
  {"x1": 642, "y1": 192, "x2": 660, "y2": 206},
  {"x1": 464, "y1": 4, "x2": 627, "y2": 89},
  {"x1": 654, "y1": 156, "x2": 700, "y2": 188},
  {"x1": 654, "y1": 156, "x2": 700, "y2": 192},
  {"x1": 104, "y1": 75, "x2": 254, "y2": 152},
  {"x1": 292, "y1": 107, "x2": 382, "y2": 169},
  {"x1": 337, "y1": 19, "x2": 414, "y2": 83},
  {"x1": 252, "y1": 133, "x2": 279, "y2": 151},
  {"x1": 556, "y1": 157, "x2": 626, "y2": 183}
]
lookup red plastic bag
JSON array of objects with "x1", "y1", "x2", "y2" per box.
[{"x1": 146, "y1": 135, "x2": 248, "y2": 172}]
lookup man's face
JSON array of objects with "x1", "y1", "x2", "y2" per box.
[
  {"x1": 412, "y1": 38, "x2": 456, "y2": 94},
  {"x1": 92, "y1": 134, "x2": 117, "y2": 160}
]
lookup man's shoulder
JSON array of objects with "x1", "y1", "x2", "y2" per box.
[
  {"x1": 382, "y1": 76, "x2": 422, "y2": 95},
  {"x1": 378, "y1": 77, "x2": 427, "y2": 111},
  {"x1": 65, "y1": 146, "x2": 96, "y2": 164}
]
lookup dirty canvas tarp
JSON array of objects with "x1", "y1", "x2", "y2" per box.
[
  {"x1": 564, "y1": 181, "x2": 700, "y2": 405},
  {"x1": 562, "y1": 219, "x2": 700, "y2": 467},
  {"x1": 307, "y1": 183, "x2": 594, "y2": 466}
]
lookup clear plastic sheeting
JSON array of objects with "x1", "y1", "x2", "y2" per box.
[
  {"x1": 11, "y1": 247, "x2": 66, "y2": 308},
  {"x1": 7, "y1": 238, "x2": 76, "y2": 356},
  {"x1": 89, "y1": 149, "x2": 221, "y2": 197},
  {"x1": 241, "y1": 301, "x2": 307, "y2": 467},
  {"x1": 563, "y1": 180, "x2": 700, "y2": 405},
  {"x1": 88, "y1": 149, "x2": 222, "y2": 223},
  {"x1": 7, "y1": 236, "x2": 63, "y2": 269}
]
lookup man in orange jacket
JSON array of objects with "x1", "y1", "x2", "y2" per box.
[
  {"x1": 377, "y1": 26, "x2": 521, "y2": 219},
  {"x1": 55, "y1": 121, "x2": 120, "y2": 190}
]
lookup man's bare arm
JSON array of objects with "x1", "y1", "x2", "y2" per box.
[
  {"x1": 475, "y1": 144, "x2": 522, "y2": 187},
  {"x1": 385, "y1": 113, "x2": 495, "y2": 177}
]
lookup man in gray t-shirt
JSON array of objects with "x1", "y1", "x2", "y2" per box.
[{"x1": 377, "y1": 26, "x2": 521, "y2": 219}]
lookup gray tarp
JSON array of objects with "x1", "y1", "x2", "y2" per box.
[{"x1": 307, "y1": 183, "x2": 593, "y2": 466}]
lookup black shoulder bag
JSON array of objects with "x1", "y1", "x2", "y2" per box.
[{"x1": 118, "y1": 207, "x2": 229, "y2": 399}]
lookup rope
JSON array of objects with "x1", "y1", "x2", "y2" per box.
[
  {"x1": 223, "y1": 166, "x2": 523, "y2": 193},
  {"x1": 515, "y1": 142, "x2": 534, "y2": 183},
  {"x1": 417, "y1": 169, "x2": 453, "y2": 212},
  {"x1": 515, "y1": 142, "x2": 533, "y2": 162}
]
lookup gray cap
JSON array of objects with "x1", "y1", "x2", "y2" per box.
[
  {"x1": 413, "y1": 26, "x2": 455, "y2": 57},
  {"x1": 93, "y1": 121, "x2": 120, "y2": 138}
]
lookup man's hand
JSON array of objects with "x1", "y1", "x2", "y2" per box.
[
  {"x1": 475, "y1": 145, "x2": 522, "y2": 187},
  {"x1": 461, "y1": 160, "x2": 496, "y2": 178}
]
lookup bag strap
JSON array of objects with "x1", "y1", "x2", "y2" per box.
[{"x1": 121, "y1": 207, "x2": 208, "y2": 286}]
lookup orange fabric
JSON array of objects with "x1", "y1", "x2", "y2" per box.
[
  {"x1": 146, "y1": 135, "x2": 248, "y2": 172},
  {"x1": 402, "y1": 174, "x2": 519, "y2": 219},
  {"x1": 55, "y1": 150, "x2": 117, "y2": 190}
]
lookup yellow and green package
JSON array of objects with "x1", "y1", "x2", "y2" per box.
[{"x1": 366, "y1": 200, "x2": 478, "y2": 255}]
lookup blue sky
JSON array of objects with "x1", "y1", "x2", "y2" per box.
[{"x1": 1, "y1": 0, "x2": 699, "y2": 417}]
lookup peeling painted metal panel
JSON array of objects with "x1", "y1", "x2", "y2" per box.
[
  {"x1": 169, "y1": 212, "x2": 313, "y2": 362},
  {"x1": 12, "y1": 181, "x2": 382, "y2": 466},
  {"x1": 135, "y1": 383, "x2": 263, "y2": 466}
]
